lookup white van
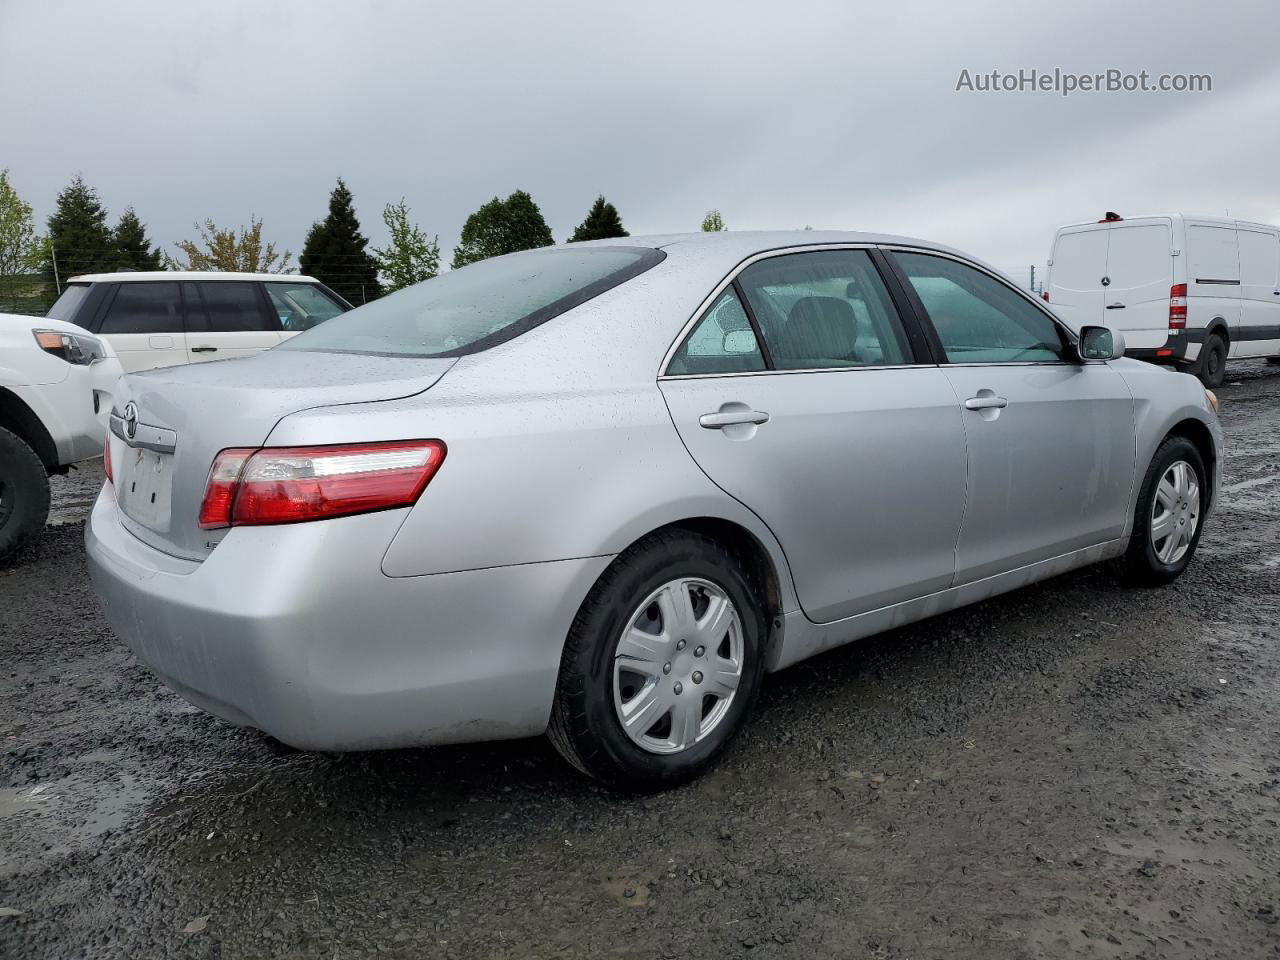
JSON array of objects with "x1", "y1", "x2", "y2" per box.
[
  {"x1": 46, "y1": 272, "x2": 352, "y2": 373},
  {"x1": 1047, "y1": 214, "x2": 1280, "y2": 386}
]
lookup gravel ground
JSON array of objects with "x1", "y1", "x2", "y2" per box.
[{"x1": 2, "y1": 362, "x2": 1279, "y2": 959}]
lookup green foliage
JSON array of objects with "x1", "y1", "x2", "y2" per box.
[
  {"x1": 169, "y1": 217, "x2": 293, "y2": 272},
  {"x1": 701, "y1": 209, "x2": 726, "y2": 232},
  {"x1": 372, "y1": 198, "x2": 440, "y2": 293},
  {"x1": 0, "y1": 169, "x2": 44, "y2": 311},
  {"x1": 452, "y1": 190, "x2": 553, "y2": 269},
  {"x1": 569, "y1": 195, "x2": 629, "y2": 242},
  {"x1": 113, "y1": 206, "x2": 163, "y2": 271},
  {"x1": 300, "y1": 178, "x2": 382, "y2": 303},
  {"x1": 43, "y1": 176, "x2": 117, "y2": 292}
]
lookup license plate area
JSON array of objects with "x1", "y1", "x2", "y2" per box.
[{"x1": 119, "y1": 446, "x2": 174, "y2": 531}]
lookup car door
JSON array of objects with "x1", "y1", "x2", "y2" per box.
[
  {"x1": 659, "y1": 248, "x2": 967, "y2": 624},
  {"x1": 888, "y1": 249, "x2": 1137, "y2": 585},
  {"x1": 94, "y1": 281, "x2": 188, "y2": 372},
  {"x1": 182, "y1": 280, "x2": 282, "y2": 363},
  {"x1": 1235, "y1": 226, "x2": 1280, "y2": 358}
]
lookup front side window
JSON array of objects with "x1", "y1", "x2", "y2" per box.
[
  {"x1": 667, "y1": 288, "x2": 766, "y2": 375},
  {"x1": 265, "y1": 282, "x2": 348, "y2": 331},
  {"x1": 894, "y1": 252, "x2": 1067, "y2": 363},
  {"x1": 184, "y1": 281, "x2": 275, "y2": 333},
  {"x1": 736, "y1": 250, "x2": 912, "y2": 369},
  {"x1": 100, "y1": 282, "x2": 180, "y2": 335},
  {"x1": 280, "y1": 246, "x2": 664, "y2": 357}
]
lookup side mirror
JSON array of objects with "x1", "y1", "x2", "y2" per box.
[
  {"x1": 722, "y1": 330, "x2": 758, "y2": 355},
  {"x1": 1077, "y1": 325, "x2": 1126, "y2": 361}
]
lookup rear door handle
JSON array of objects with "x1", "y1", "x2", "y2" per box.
[
  {"x1": 964, "y1": 395, "x2": 1008, "y2": 411},
  {"x1": 1106, "y1": 303, "x2": 1126, "y2": 309},
  {"x1": 190, "y1": 346, "x2": 218, "y2": 353},
  {"x1": 699, "y1": 410, "x2": 770, "y2": 429}
]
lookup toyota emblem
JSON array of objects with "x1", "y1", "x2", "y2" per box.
[{"x1": 122, "y1": 402, "x2": 138, "y2": 441}]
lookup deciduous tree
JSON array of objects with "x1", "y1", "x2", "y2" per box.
[
  {"x1": 452, "y1": 190, "x2": 553, "y2": 268},
  {"x1": 0, "y1": 169, "x2": 43, "y2": 310},
  {"x1": 701, "y1": 209, "x2": 726, "y2": 232},
  {"x1": 372, "y1": 199, "x2": 440, "y2": 293},
  {"x1": 170, "y1": 217, "x2": 292, "y2": 272}
]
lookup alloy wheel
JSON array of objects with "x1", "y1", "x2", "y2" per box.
[
  {"x1": 1150, "y1": 460, "x2": 1200, "y2": 564},
  {"x1": 612, "y1": 577, "x2": 744, "y2": 755}
]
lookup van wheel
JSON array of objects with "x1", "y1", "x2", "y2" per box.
[
  {"x1": 0, "y1": 427, "x2": 51, "y2": 564},
  {"x1": 1197, "y1": 334, "x2": 1226, "y2": 388},
  {"x1": 1122, "y1": 435, "x2": 1206, "y2": 586},
  {"x1": 548, "y1": 530, "x2": 767, "y2": 791}
]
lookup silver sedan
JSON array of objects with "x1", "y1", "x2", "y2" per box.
[{"x1": 85, "y1": 232, "x2": 1223, "y2": 789}]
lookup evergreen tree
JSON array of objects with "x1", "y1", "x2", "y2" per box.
[
  {"x1": 43, "y1": 176, "x2": 116, "y2": 294},
  {"x1": 452, "y1": 190, "x2": 554, "y2": 269},
  {"x1": 113, "y1": 206, "x2": 163, "y2": 271},
  {"x1": 299, "y1": 178, "x2": 382, "y2": 303},
  {"x1": 569, "y1": 195, "x2": 629, "y2": 242},
  {"x1": 372, "y1": 198, "x2": 440, "y2": 293}
]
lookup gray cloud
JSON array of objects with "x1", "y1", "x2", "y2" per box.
[{"x1": 2, "y1": 0, "x2": 1278, "y2": 283}]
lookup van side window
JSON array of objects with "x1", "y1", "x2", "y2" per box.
[
  {"x1": 895, "y1": 253, "x2": 1067, "y2": 364},
  {"x1": 1238, "y1": 230, "x2": 1279, "y2": 292},
  {"x1": 99, "y1": 282, "x2": 181, "y2": 335},
  {"x1": 184, "y1": 281, "x2": 277, "y2": 332}
]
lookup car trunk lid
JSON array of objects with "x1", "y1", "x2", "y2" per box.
[{"x1": 107, "y1": 350, "x2": 455, "y2": 560}]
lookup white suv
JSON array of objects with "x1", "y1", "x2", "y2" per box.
[
  {"x1": 0, "y1": 313, "x2": 122, "y2": 560},
  {"x1": 46, "y1": 272, "x2": 351, "y2": 373}
]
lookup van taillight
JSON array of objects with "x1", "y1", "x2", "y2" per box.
[
  {"x1": 198, "y1": 440, "x2": 446, "y2": 529},
  {"x1": 1042, "y1": 290, "x2": 1049, "y2": 301},
  {"x1": 1168, "y1": 283, "x2": 1188, "y2": 330}
]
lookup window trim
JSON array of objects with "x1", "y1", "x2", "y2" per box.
[
  {"x1": 880, "y1": 246, "x2": 1083, "y2": 368},
  {"x1": 658, "y1": 243, "x2": 937, "y2": 379}
]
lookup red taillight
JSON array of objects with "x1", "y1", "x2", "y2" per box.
[
  {"x1": 103, "y1": 430, "x2": 113, "y2": 484},
  {"x1": 1168, "y1": 283, "x2": 1188, "y2": 330},
  {"x1": 198, "y1": 441, "x2": 445, "y2": 529},
  {"x1": 1041, "y1": 290, "x2": 1050, "y2": 301}
]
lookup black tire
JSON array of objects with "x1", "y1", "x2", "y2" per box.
[
  {"x1": 1197, "y1": 333, "x2": 1227, "y2": 388},
  {"x1": 1122, "y1": 435, "x2": 1207, "y2": 585},
  {"x1": 0, "y1": 426, "x2": 51, "y2": 564},
  {"x1": 548, "y1": 529, "x2": 767, "y2": 791}
]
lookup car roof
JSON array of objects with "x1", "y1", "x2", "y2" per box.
[{"x1": 65, "y1": 271, "x2": 323, "y2": 284}]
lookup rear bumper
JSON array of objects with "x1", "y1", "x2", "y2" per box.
[
  {"x1": 84, "y1": 487, "x2": 611, "y2": 750},
  {"x1": 1126, "y1": 333, "x2": 1196, "y2": 367}
]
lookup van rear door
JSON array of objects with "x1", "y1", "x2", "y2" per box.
[
  {"x1": 1048, "y1": 227, "x2": 1108, "y2": 332},
  {"x1": 1102, "y1": 220, "x2": 1174, "y2": 350}
]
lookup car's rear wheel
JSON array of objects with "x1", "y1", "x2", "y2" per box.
[
  {"x1": 0, "y1": 427, "x2": 51, "y2": 564},
  {"x1": 549, "y1": 530, "x2": 766, "y2": 790},
  {"x1": 1197, "y1": 333, "x2": 1227, "y2": 388},
  {"x1": 1122, "y1": 435, "x2": 1206, "y2": 585}
]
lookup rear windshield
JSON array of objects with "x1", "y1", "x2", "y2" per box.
[
  {"x1": 278, "y1": 246, "x2": 665, "y2": 357},
  {"x1": 46, "y1": 284, "x2": 91, "y2": 324}
]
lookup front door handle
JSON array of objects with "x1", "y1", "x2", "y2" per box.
[
  {"x1": 699, "y1": 409, "x2": 770, "y2": 429},
  {"x1": 1105, "y1": 303, "x2": 1126, "y2": 309},
  {"x1": 190, "y1": 346, "x2": 218, "y2": 353},
  {"x1": 964, "y1": 395, "x2": 1008, "y2": 411}
]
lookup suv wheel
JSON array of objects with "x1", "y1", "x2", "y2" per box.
[
  {"x1": 1123, "y1": 435, "x2": 1206, "y2": 585},
  {"x1": 549, "y1": 530, "x2": 766, "y2": 790},
  {"x1": 1198, "y1": 333, "x2": 1227, "y2": 388},
  {"x1": 0, "y1": 426, "x2": 51, "y2": 563}
]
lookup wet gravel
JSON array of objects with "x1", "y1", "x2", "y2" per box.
[{"x1": 2, "y1": 362, "x2": 1279, "y2": 959}]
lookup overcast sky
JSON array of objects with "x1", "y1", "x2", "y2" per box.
[{"x1": 3, "y1": 0, "x2": 1279, "y2": 285}]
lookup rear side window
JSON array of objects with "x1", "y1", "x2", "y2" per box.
[
  {"x1": 46, "y1": 284, "x2": 91, "y2": 323},
  {"x1": 1187, "y1": 225, "x2": 1240, "y2": 284},
  {"x1": 279, "y1": 246, "x2": 664, "y2": 357},
  {"x1": 737, "y1": 250, "x2": 911, "y2": 369},
  {"x1": 265, "y1": 282, "x2": 347, "y2": 331},
  {"x1": 667, "y1": 288, "x2": 766, "y2": 375},
  {"x1": 895, "y1": 253, "x2": 1067, "y2": 364},
  {"x1": 184, "y1": 281, "x2": 276, "y2": 333},
  {"x1": 1237, "y1": 230, "x2": 1279, "y2": 290},
  {"x1": 100, "y1": 282, "x2": 181, "y2": 335}
]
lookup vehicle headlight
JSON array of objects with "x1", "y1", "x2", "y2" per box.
[
  {"x1": 33, "y1": 329, "x2": 105, "y2": 365},
  {"x1": 1204, "y1": 388, "x2": 1220, "y2": 415}
]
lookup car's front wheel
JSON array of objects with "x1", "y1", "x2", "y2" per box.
[
  {"x1": 1122, "y1": 435, "x2": 1207, "y2": 585},
  {"x1": 0, "y1": 427, "x2": 51, "y2": 564},
  {"x1": 549, "y1": 530, "x2": 766, "y2": 790}
]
